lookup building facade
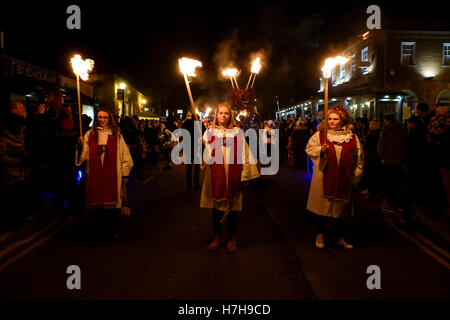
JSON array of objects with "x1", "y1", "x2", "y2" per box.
[
  {"x1": 277, "y1": 29, "x2": 450, "y2": 121},
  {"x1": 89, "y1": 73, "x2": 151, "y2": 118}
]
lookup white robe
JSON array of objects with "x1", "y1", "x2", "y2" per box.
[
  {"x1": 75, "y1": 127, "x2": 133, "y2": 209},
  {"x1": 200, "y1": 126, "x2": 260, "y2": 212},
  {"x1": 305, "y1": 130, "x2": 364, "y2": 218}
]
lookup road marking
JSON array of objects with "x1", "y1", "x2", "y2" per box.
[
  {"x1": 0, "y1": 217, "x2": 62, "y2": 260},
  {"x1": 0, "y1": 216, "x2": 75, "y2": 273},
  {"x1": 384, "y1": 215, "x2": 450, "y2": 270}
]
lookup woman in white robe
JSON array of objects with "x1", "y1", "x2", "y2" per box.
[
  {"x1": 306, "y1": 105, "x2": 363, "y2": 249},
  {"x1": 200, "y1": 102, "x2": 260, "y2": 253},
  {"x1": 76, "y1": 108, "x2": 133, "y2": 241}
]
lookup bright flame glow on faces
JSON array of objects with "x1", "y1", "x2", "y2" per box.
[
  {"x1": 321, "y1": 56, "x2": 349, "y2": 78},
  {"x1": 179, "y1": 57, "x2": 203, "y2": 77},
  {"x1": 222, "y1": 68, "x2": 238, "y2": 77},
  {"x1": 251, "y1": 57, "x2": 261, "y2": 74},
  {"x1": 70, "y1": 54, "x2": 94, "y2": 81}
]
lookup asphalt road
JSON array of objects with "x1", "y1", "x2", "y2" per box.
[{"x1": 0, "y1": 163, "x2": 448, "y2": 300}]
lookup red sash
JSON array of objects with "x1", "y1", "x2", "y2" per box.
[
  {"x1": 207, "y1": 129, "x2": 243, "y2": 201},
  {"x1": 87, "y1": 133, "x2": 119, "y2": 205},
  {"x1": 319, "y1": 130, "x2": 356, "y2": 200}
]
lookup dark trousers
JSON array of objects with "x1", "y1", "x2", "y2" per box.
[
  {"x1": 315, "y1": 214, "x2": 351, "y2": 240},
  {"x1": 87, "y1": 208, "x2": 120, "y2": 241},
  {"x1": 186, "y1": 163, "x2": 200, "y2": 188},
  {"x1": 382, "y1": 165, "x2": 403, "y2": 208},
  {"x1": 212, "y1": 208, "x2": 238, "y2": 236}
]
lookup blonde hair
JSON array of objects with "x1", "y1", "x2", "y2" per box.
[{"x1": 211, "y1": 102, "x2": 236, "y2": 129}]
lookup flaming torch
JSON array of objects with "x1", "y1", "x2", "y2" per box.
[
  {"x1": 70, "y1": 54, "x2": 94, "y2": 136},
  {"x1": 319, "y1": 56, "x2": 349, "y2": 171},
  {"x1": 179, "y1": 57, "x2": 202, "y2": 118},
  {"x1": 246, "y1": 57, "x2": 261, "y2": 90},
  {"x1": 321, "y1": 56, "x2": 349, "y2": 129},
  {"x1": 222, "y1": 68, "x2": 239, "y2": 89}
]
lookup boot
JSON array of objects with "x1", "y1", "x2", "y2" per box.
[
  {"x1": 338, "y1": 238, "x2": 354, "y2": 249},
  {"x1": 315, "y1": 234, "x2": 325, "y2": 249},
  {"x1": 226, "y1": 236, "x2": 237, "y2": 253},
  {"x1": 208, "y1": 234, "x2": 222, "y2": 251}
]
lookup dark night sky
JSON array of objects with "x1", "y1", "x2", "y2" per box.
[{"x1": 1, "y1": 0, "x2": 449, "y2": 116}]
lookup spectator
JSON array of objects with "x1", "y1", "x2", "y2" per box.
[
  {"x1": 0, "y1": 101, "x2": 32, "y2": 228},
  {"x1": 377, "y1": 113, "x2": 408, "y2": 213},
  {"x1": 290, "y1": 120, "x2": 309, "y2": 169},
  {"x1": 182, "y1": 111, "x2": 205, "y2": 190},
  {"x1": 361, "y1": 120, "x2": 382, "y2": 198}
]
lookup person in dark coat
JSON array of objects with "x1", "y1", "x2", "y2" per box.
[
  {"x1": 290, "y1": 120, "x2": 309, "y2": 169},
  {"x1": 377, "y1": 113, "x2": 408, "y2": 212},
  {"x1": 181, "y1": 111, "x2": 205, "y2": 190}
]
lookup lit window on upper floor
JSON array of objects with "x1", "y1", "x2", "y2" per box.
[
  {"x1": 350, "y1": 55, "x2": 356, "y2": 77},
  {"x1": 401, "y1": 42, "x2": 416, "y2": 65},
  {"x1": 443, "y1": 43, "x2": 450, "y2": 66},
  {"x1": 340, "y1": 64, "x2": 346, "y2": 80},
  {"x1": 361, "y1": 47, "x2": 368, "y2": 62},
  {"x1": 332, "y1": 68, "x2": 336, "y2": 83}
]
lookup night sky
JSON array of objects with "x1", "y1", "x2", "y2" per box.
[{"x1": 1, "y1": 0, "x2": 449, "y2": 117}]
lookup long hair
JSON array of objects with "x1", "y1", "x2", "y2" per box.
[
  {"x1": 317, "y1": 104, "x2": 354, "y2": 132},
  {"x1": 92, "y1": 108, "x2": 121, "y2": 138},
  {"x1": 211, "y1": 102, "x2": 236, "y2": 129}
]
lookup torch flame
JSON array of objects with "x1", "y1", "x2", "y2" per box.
[
  {"x1": 179, "y1": 57, "x2": 203, "y2": 77},
  {"x1": 205, "y1": 107, "x2": 212, "y2": 118},
  {"x1": 195, "y1": 108, "x2": 202, "y2": 117},
  {"x1": 70, "y1": 54, "x2": 94, "y2": 81},
  {"x1": 321, "y1": 56, "x2": 349, "y2": 78},
  {"x1": 222, "y1": 68, "x2": 238, "y2": 77},
  {"x1": 251, "y1": 57, "x2": 261, "y2": 74}
]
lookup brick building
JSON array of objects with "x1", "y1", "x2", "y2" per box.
[{"x1": 278, "y1": 28, "x2": 450, "y2": 121}]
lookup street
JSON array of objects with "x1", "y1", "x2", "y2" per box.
[{"x1": 0, "y1": 163, "x2": 448, "y2": 300}]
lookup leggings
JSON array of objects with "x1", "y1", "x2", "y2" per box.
[{"x1": 212, "y1": 208, "x2": 238, "y2": 235}]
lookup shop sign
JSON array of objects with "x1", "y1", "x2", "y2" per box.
[{"x1": 11, "y1": 58, "x2": 58, "y2": 83}]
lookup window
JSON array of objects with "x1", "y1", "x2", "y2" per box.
[
  {"x1": 340, "y1": 64, "x2": 346, "y2": 80},
  {"x1": 332, "y1": 67, "x2": 336, "y2": 83},
  {"x1": 443, "y1": 43, "x2": 450, "y2": 65},
  {"x1": 361, "y1": 47, "x2": 368, "y2": 62},
  {"x1": 401, "y1": 42, "x2": 416, "y2": 65},
  {"x1": 350, "y1": 55, "x2": 356, "y2": 77}
]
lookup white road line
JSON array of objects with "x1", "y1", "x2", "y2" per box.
[
  {"x1": 385, "y1": 215, "x2": 450, "y2": 270},
  {"x1": 0, "y1": 217, "x2": 62, "y2": 260},
  {"x1": 0, "y1": 216, "x2": 75, "y2": 273}
]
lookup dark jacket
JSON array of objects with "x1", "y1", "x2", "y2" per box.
[{"x1": 378, "y1": 122, "x2": 408, "y2": 166}]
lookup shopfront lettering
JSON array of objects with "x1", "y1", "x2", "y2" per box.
[{"x1": 12, "y1": 60, "x2": 57, "y2": 83}]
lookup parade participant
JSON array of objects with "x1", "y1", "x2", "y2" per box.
[
  {"x1": 76, "y1": 108, "x2": 133, "y2": 242},
  {"x1": 200, "y1": 102, "x2": 260, "y2": 253},
  {"x1": 305, "y1": 105, "x2": 363, "y2": 249}
]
